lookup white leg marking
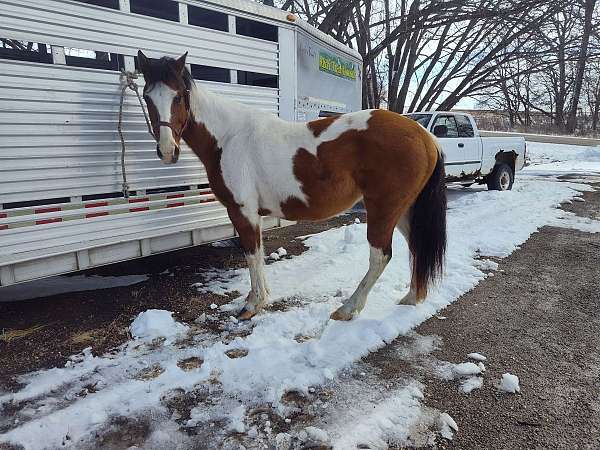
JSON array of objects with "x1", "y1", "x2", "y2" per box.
[
  {"x1": 244, "y1": 247, "x2": 269, "y2": 312},
  {"x1": 331, "y1": 245, "x2": 391, "y2": 320}
]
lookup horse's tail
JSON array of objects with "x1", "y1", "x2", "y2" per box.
[{"x1": 409, "y1": 148, "x2": 447, "y2": 299}]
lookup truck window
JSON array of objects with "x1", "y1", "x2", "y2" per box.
[
  {"x1": 405, "y1": 113, "x2": 432, "y2": 128},
  {"x1": 432, "y1": 115, "x2": 459, "y2": 137},
  {"x1": 456, "y1": 115, "x2": 475, "y2": 137}
]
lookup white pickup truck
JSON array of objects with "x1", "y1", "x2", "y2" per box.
[{"x1": 405, "y1": 112, "x2": 526, "y2": 190}]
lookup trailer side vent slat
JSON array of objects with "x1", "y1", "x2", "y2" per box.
[
  {"x1": 236, "y1": 17, "x2": 278, "y2": 42},
  {"x1": 72, "y1": 0, "x2": 119, "y2": 9},
  {"x1": 0, "y1": 40, "x2": 52, "y2": 63},
  {"x1": 130, "y1": 0, "x2": 179, "y2": 22},
  {"x1": 237, "y1": 71, "x2": 278, "y2": 88},
  {"x1": 191, "y1": 65, "x2": 231, "y2": 83},
  {"x1": 188, "y1": 5, "x2": 228, "y2": 32}
]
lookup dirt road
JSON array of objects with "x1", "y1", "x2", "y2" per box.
[{"x1": 377, "y1": 185, "x2": 600, "y2": 449}]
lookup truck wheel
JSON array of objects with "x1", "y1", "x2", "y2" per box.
[{"x1": 487, "y1": 163, "x2": 514, "y2": 191}]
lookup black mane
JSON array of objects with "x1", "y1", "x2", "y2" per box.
[{"x1": 142, "y1": 56, "x2": 194, "y2": 91}]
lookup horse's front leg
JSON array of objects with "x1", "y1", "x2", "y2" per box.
[{"x1": 227, "y1": 207, "x2": 269, "y2": 320}]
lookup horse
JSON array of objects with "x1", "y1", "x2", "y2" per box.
[{"x1": 136, "y1": 51, "x2": 447, "y2": 321}]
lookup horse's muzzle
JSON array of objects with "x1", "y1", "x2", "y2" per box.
[{"x1": 156, "y1": 144, "x2": 180, "y2": 164}]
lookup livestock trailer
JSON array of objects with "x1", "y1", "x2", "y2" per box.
[{"x1": 0, "y1": 0, "x2": 362, "y2": 287}]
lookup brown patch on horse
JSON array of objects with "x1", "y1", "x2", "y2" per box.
[
  {"x1": 183, "y1": 121, "x2": 261, "y2": 253},
  {"x1": 258, "y1": 208, "x2": 272, "y2": 216},
  {"x1": 282, "y1": 110, "x2": 438, "y2": 228},
  {"x1": 307, "y1": 115, "x2": 341, "y2": 137}
]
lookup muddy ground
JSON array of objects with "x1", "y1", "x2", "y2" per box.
[{"x1": 1, "y1": 184, "x2": 599, "y2": 449}]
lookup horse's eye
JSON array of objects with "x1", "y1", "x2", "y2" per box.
[{"x1": 174, "y1": 94, "x2": 182, "y2": 104}]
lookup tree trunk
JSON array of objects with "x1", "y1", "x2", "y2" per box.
[{"x1": 566, "y1": 0, "x2": 596, "y2": 133}]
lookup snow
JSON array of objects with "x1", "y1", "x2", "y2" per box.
[
  {"x1": 300, "y1": 426, "x2": 329, "y2": 445},
  {"x1": 467, "y1": 352, "x2": 487, "y2": 361},
  {"x1": 437, "y1": 412, "x2": 459, "y2": 439},
  {"x1": 453, "y1": 362, "x2": 482, "y2": 377},
  {"x1": 498, "y1": 373, "x2": 521, "y2": 393},
  {"x1": 129, "y1": 309, "x2": 189, "y2": 343},
  {"x1": 523, "y1": 142, "x2": 600, "y2": 177},
  {"x1": 459, "y1": 376, "x2": 484, "y2": 394},
  {"x1": 1, "y1": 142, "x2": 599, "y2": 449}
]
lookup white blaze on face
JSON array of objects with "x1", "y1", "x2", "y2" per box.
[{"x1": 147, "y1": 82, "x2": 178, "y2": 163}]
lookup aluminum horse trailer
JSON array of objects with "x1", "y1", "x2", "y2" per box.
[{"x1": 0, "y1": 0, "x2": 362, "y2": 287}]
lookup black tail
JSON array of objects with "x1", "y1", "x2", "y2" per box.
[{"x1": 409, "y1": 151, "x2": 447, "y2": 298}]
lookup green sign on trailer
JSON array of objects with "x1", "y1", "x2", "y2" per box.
[{"x1": 318, "y1": 50, "x2": 357, "y2": 80}]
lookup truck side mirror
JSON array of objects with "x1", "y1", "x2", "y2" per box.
[{"x1": 433, "y1": 124, "x2": 448, "y2": 137}]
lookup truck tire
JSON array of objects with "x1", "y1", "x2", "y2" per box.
[{"x1": 487, "y1": 163, "x2": 514, "y2": 191}]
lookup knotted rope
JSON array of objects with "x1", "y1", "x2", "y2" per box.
[{"x1": 117, "y1": 70, "x2": 156, "y2": 198}]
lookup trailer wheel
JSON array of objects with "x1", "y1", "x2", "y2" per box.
[{"x1": 487, "y1": 163, "x2": 514, "y2": 191}]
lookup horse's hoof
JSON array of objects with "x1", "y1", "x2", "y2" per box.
[
  {"x1": 237, "y1": 307, "x2": 258, "y2": 321},
  {"x1": 397, "y1": 294, "x2": 418, "y2": 306},
  {"x1": 330, "y1": 307, "x2": 353, "y2": 321}
]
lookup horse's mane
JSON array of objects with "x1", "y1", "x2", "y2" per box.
[{"x1": 142, "y1": 56, "x2": 194, "y2": 92}]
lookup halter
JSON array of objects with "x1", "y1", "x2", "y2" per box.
[{"x1": 154, "y1": 89, "x2": 191, "y2": 162}]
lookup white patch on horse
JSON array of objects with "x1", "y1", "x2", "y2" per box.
[
  {"x1": 188, "y1": 84, "x2": 374, "y2": 215},
  {"x1": 146, "y1": 83, "x2": 177, "y2": 156}
]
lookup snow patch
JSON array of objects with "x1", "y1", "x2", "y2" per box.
[
  {"x1": 467, "y1": 352, "x2": 487, "y2": 361},
  {"x1": 498, "y1": 373, "x2": 520, "y2": 393},
  {"x1": 437, "y1": 412, "x2": 458, "y2": 440},
  {"x1": 453, "y1": 362, "x2": 482, "y2": 377},
  {"x1": 129, "y1": 310, "x2": 188, "y2": 342},
  {"x1": 459, "y1": 376, "x2": 483, "y2": 394}
]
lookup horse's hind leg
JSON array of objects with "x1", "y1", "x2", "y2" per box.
[
  {"x1": 396, "y1": 212, "x2": 423, "y2": 306},
  {"x1": 227, "y1": 207, "x2": 269, "y2": 320},
  {"x1": 330, "y1": 200, "x2": 399, "y2": 321}
]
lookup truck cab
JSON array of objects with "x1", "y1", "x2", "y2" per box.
[{"x1": 405, "y1": 112, "x2": 526, "y2": 190}]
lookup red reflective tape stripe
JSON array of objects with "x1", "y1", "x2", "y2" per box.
[
  {"x1": 35, "y1": 207, "x2": 61, "y2": 214},
  {"x1": 129, "y1": 197, "x2": 149, "y2": 203},
  {"x1": 130, "y1": 207, "x2": 149, "y2": 212},
  {"x1": 0, "y1": 224, "x2": 8, "y2": 230},
  {"x1": 36, "y1": 218, "x2": 62, "y2": 225},
  {"x1": 167, "y1": 202, "x2": 184, "y2": 208},
  {"x1": 86, "y1": 212, "x2": 109, "y2": 218},
  {"x1": 166, "y1": 193, "x2": 185, "y2": 199},
  {"x1": 85, "y1": 201, "x2": 108, "y2": 208},
  {"x1": 0, "y1": 213, "x2": 6, "y2": 219}
]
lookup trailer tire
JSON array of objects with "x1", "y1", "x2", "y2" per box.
[{"x1": 487, "y1": 163, "x2": 514, "y2": 191}]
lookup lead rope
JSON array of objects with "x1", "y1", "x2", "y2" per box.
[{"x1": 117, "y1": 70, "x2": 156, "y2": 199}]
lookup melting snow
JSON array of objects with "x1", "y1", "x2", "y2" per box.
[
  {"x1": 129, "y1": 309, "x2": 189, "y2": 342},
  {"x1": 498, "y1": 373, "x2": 521, "y2": 393}
]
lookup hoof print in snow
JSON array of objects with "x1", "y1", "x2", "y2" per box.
[
  {"x1": 225, "y1": 348, "x2": 249, "y2": 359},
  {"x1": 135, "y1": 364, "x2": 164, "y2": 380},
  {"x1": 281, "y1": 390, "x2": 309, "y2": 405},
  {"x1": 177, "y1": 356, "x2": 204, "y2": 371}
]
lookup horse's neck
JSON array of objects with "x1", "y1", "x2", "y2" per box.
[{"x1": 189, "y1": 85, "x2": 252, "y2": 146}]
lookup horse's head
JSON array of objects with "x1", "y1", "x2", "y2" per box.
[{"x1": 137, "y1": 50, "x2": 191, "y2": 165}]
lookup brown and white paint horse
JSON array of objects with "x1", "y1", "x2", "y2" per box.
[{"x1": 137, "y1": 51, "x2": 447, "y2": 321}]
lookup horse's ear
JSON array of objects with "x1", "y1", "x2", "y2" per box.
[
  {"x1": 137, "y1": 50, "x2": 150, "y2": 74},
  {"x1": 174, "y1": 52, "x2": 188, "y2": 75}
]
